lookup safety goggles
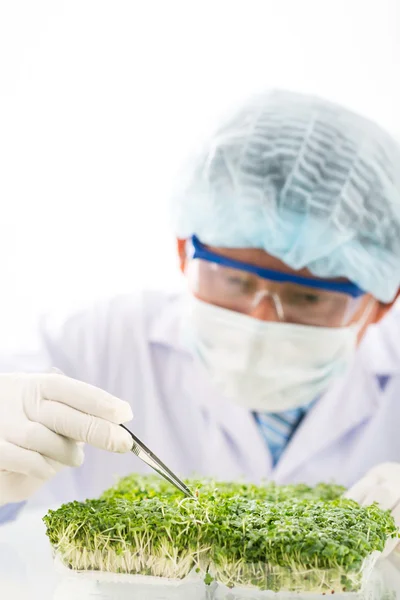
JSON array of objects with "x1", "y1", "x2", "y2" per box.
[{"x1": 186, "y1": 236, "x2": 367, "y2": 328}]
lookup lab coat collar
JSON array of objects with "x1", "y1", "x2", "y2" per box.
[
  {"x1": 181, "y1": 362, "x2": 273, "y2": 482},
  {"x1": 148, "y1": 293, "x2": 189, "y2": 354},
  {"x1": 273, "y1": 355, "x2": 380, "y2": 482},
  {"x1": 358, "y1": 305, "x2": 400, "y2": 376},
  {"x1": 274, "y1": 307, "x2": 400, "y2": 481},
  {"x1": 148, "y1": 293, "x2": 271, "y2": 480}
]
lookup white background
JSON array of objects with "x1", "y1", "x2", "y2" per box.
[{"x1": 0, "y1": 0, "x2": 399, "y2": 344}]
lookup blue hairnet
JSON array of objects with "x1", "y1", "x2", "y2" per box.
[{"x1": 171, "y1": 90, "x2": 400, "y2": 303}]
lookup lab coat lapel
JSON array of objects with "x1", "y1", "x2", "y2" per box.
[
  {"x1": 275, "y1": 309, "x2": 400, "y2": 482},
  {"x1": 183, "y1": 363, "x2": 272, "y2": 482},
  {"x1": 149, "y1": 294, "x2": 272, "y2": 482},
  {"x1": 274, "y1": 359, "x2": 379, "y2": 482}
]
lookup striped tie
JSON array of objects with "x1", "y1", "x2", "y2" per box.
[{"x1": 254, "y1": 406, "x2": 309, "y2": 466}]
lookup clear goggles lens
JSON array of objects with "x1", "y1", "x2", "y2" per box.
[{"x1": 186, "y1": 259, "x2": 366, "y2": 328}]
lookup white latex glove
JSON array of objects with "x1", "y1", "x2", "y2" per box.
[
  {"x1": 345, "y1": 463, "x2": 400, "y2": 558},
  {"x1": 0, "y1": 373, "x2": 133, "y2": 505}
]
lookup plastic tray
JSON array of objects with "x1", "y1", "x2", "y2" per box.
[{"x1": 52, "y1": 552, "x2": 388, "y2": 600}]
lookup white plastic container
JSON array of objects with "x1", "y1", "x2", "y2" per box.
[{"x1": 52, "y1": 552, "x2": 388, "y2": 600}]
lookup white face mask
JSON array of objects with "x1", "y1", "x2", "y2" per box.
[{"x1": 182, "y1": 296, "x2": 371, "y2": 412}]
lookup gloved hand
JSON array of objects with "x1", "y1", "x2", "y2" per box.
[
  {"x1": 345, "y1": 463, "x2": 400, "y2": 558},
  {"x1": 0, "y1": 373, "x2": 133, "y2": 506}
]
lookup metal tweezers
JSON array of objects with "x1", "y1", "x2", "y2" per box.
[{"x1": 120, "y1": 425, "x2": 194, "y2": 498}]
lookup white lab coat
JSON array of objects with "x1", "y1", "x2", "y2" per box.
[{"x1": 5, "y1": 291, "x2": 400, "y2": 510}]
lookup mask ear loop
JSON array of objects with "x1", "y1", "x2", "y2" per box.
[{"x1": 353, "y1": 297, "x2": 376, "y2": 332}]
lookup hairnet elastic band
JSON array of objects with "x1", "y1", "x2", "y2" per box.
[{"x1": 191, "y1": 236, "x2": 366, "y2": 298}]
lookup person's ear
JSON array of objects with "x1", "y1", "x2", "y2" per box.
[{"x1": 176, "y1": 238, "x2": 188, "y2": 274}]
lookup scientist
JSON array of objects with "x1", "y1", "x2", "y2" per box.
[{"x1": 1, "y1": 90, "x2": 400, "y2": 550}]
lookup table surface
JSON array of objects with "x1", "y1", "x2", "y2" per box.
[{"x1": 1, "y1": 509, "x2": 400, "y2": 600}]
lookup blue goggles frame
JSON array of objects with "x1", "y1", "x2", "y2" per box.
[{"x1": 190, "y1": 236, "x2": 366, "y2": 299}]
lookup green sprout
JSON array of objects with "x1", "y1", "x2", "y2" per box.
[{"x1": 43, "y1": 475, "x2": 398, "y2": 593}]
